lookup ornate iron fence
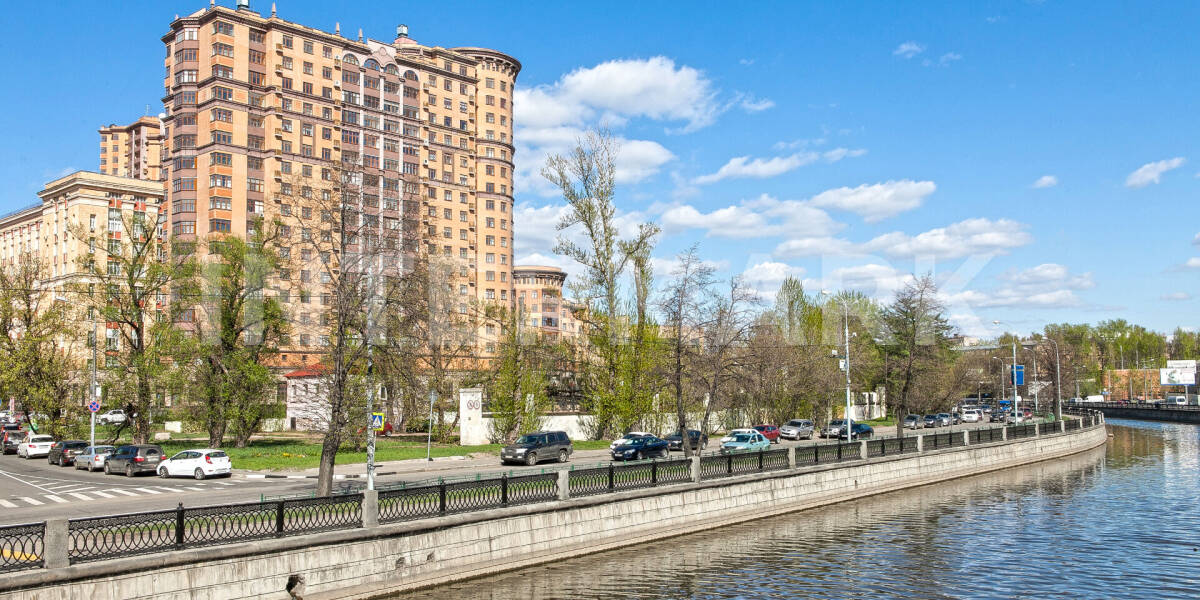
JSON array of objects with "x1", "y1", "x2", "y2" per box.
[
  {"x1": 699, "y1": 454, "x2": 733, "y2": 479},
  {"x1": 181, "y1": 501, "x2": 276, "y2": 548},
  {"x1": 0, "y1": 522, "x2": 43, "y2": 573},
  {"x1": 1064, "y1": 419, "x2": 1081, "y2": 431},
  {"x1": 949, "y1": 431, "x2": 967, "y2": 447},
  {"x1": 762, "y1": 448, "x2": 790, "y2": 471},
  {"x1": 506, "y1": 473, "x2": 559, "y2": 506},
  {"x1": 569, "y1": 466, "x2": 617, "y2": 497},
  {"x1": 379, "y1": 485, "x2": 443, "y2": 523},
  {"x1": 280, "y1": 494, "x2": 362, "y2": 534},
  {"x1": 655, "y1": 458, "x2": 694, "y2": 484},
  {"x1": 924, "y1": 433, "x2": 954, "y2": 451},
  {"x1": 68, "y1": 508, "x2": 178, "y2": 564}
]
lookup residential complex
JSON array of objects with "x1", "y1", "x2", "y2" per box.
[
  {"x1": 160, "y1": 1, "x2": 520, "y2": 360},
  {"x1": 98, "y1": 117, "x2": 165, "y2": 181},
  {"x1": 514, "y1": 265, "x2": 582, "y2": 341}
]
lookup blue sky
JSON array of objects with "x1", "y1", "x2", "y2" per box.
[{"x1": 1, "y1": 1, "x2": 1196, "y2": 336}]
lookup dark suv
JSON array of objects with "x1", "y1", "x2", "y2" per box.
[
  {"x1": 47, "y1": 440, "x2": 89, "y2": 466},
  {"x1": 2, "y1": 427, "x2": 26, "y2": 455},
  {"x1": 104, "y1": 444, "x2": 164, "y2": 477},
  {"x1": 500, "y1": 431, "x2": 572, "y2": 466}
]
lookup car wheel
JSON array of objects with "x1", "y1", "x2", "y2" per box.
[
  {"x1": 125, "y1": 465, "x2": 135, "y2": 478},
  {"x1": 525, "y1": 452, "x2": 537, "y2": 467},
  {"x1": 104, "y1": 463, "x2": 111, "y2": 475},
  {"x1": 636, "y1": 451, "x2": 644, "y2": 461},
  {"x1": 660, "y1": 448, "x2": 670, "y2": 459},
  {"x1": 159, "y1": 467, "x2": 169, "y2": 479},
  {"x1": 194, "y1": 468, "x2": 205, "y2": 481},
  {"x1": 558, "y1": 449, "x2": 568, "y2": 463}
]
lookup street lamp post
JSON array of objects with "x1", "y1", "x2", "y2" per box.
[
  {"x1": 822, "y1": 291, "x2": 853, "y2": 443},
  {"x1": 993, "y1": 321, "x2": 1019, "y2": 420},
  {"x1": 1045, "y1": 337, "x2": 1062, "y2": 419}
]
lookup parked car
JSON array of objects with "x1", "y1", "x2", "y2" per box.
[
  {"x1": 0, "y1": 410, "x2": 12, "y2": 425},
  {"x1": 665, "y1": 430, "x2": 708, "y2": 452},
  {"x1": 104, "y1": 444, "x2": 164, "y2": 476},
  {"x1": 1, "y1": 428, "x2": 26, "y2": 455},
  {"x1": 501, "y1": 431, "x2": 573, "y2": 466},
  {"x1": 848, "y1": 423, "x2": 874, "y2": 439},
  {"x1": 97, "y1": 409, "x2": 126, "y2": 425},
  {"x1": 1006, "y1": 412, "x2": 1029, "y2": 424},
  {"x1": 903, "y1": 414, "x2": 924, "y2": 429},
  {"x1": 47, "y1": 440, "x2": 89, "y2": 467},
  {"x1": 779, "y1": 419, "x2": 815, "y2": 440},
  {"x1": 990, "y1": 411, "x2": 1008, "y2": 423},
  {"x1": 753, "y1": 424, "x2": 781, "y2": 444},
  {"x1": 74, "y1": 445, "x2": 116, "y2": 472},
  {"x1": 609, "y1": 431, "x2": 654, "y2": 452},
  {"x1": 961, "y1": 409, "x2": 984, "y2": 423},
  {"x1": 720, "y1": 428, "x2": 757, "y2": 443},
  {"x1": 611, "y1": 435, "x2": 669, "y2": 461},
  {"x1": 936, "y1": 413, "x2": 953, "y2": 427},
  {"x1": 923, "y1": 414, "x2": 941, "y2": 428},
  {"x1": 17, "y1": 434, "x2": 53, "y2": 459},
  {"x1": 820, "y1": 420, "x2": 850, "y2": 439},
  {"x1": 158, "y1": 449, "x2": 232, "y2": 480},
  {"x1": 720, "y1": 432, "x2": 771, "y2": 453}
]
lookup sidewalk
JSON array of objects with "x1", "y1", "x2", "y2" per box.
[{"x1": 234, "y1": 447, "x2": 616, "y2": 480}]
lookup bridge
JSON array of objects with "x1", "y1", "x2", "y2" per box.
[{"x1": 1068, "y1": 402, "x2": 1200, "y2": 424}]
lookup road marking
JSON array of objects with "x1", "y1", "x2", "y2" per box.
[
  {"x1": 134, "y1": 488, "x2": 162, "y2": 495},
  {"x1": 0, "y1": 500, "x2": 16, "y2": 508},
  {"x1": 89, "y1": 490, "x2": 115, "y2": 499},
  {"x1": 17, "y1": 497, "x2": 42, "y2": 506},
  {"x1": 150, "y1": 487, "x2": 180, "y2": 494},
  {"x1": 108, "y1": 489, "x2": 138, "y2": 497},
  {"x1": 67, "y1": 492, "x2": 92, "y2": 501},
  {"x1": 183, "y1": 487, "x2": 204, "y2": 492},
  {"x1": 49, "y1": 485, "x2": 91, "y2": 493},
  {"x1": 44, "y1": 495, "x2": 66, "y2": 503},
  {"x1": 0, "y1": 469, "x2": 59, "y2": 494},
  {"x1": 214, "y1": 481, "x2": 234, "y2": 486}
]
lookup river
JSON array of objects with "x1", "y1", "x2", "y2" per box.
[{"x1": 387, "y1": 419, "x2": 1199, "y2": 599}]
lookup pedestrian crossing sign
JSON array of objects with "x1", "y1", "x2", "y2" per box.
[{"x1": 370, "y1": 412, "x2": 385, "y2": 432}]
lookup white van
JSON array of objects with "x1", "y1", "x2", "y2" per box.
[{"x1": 1164, "y1": 396, "x2": 1187, "y2": 406}]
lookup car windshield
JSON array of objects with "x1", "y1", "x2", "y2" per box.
[
  {"x1": 515, "y1": 435, "x2": 543, "y2": 444},
  {"x1": 626, "y1": 437, "x2": 649, "y2": 445},
  {"x1": 31, "y1": 436, "x2": 52, "y2": 442},
  {"x1": 209, "y1": 451, "x2": 227, "y2": 458},
  {"x1": 730, "y1": 434, "x2": 754, "y2": 442},
  {"x1": 786, "y1": 420, "x2": 805, "y2": 426}
]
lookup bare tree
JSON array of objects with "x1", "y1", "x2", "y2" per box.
[
  {"x1": 658, "y1": 245, "x2": 715, "y2": 457},
  {"x1": 692, "y1": 276, "x2": 758, "y2": 438}
]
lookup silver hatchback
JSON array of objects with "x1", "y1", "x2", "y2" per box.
[{"x1": 779, "y1": 419, "x2": 814, "y2": 440}]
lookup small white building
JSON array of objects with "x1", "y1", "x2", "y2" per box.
[{"x1": 283, "y1": 366, "x2": 329, "y2": 431}]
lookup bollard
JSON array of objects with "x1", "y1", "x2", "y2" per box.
[
  {"x1": 1034, "y1": 423, "x2": 1040, "y2": 437},
  {"x1": 916, "y1": 435, "x2": 924, "y2": 453},
  {"x1": 690, "y1": 455, "x2": 701, "y2": 482},
  {"x1": 557, "y1": 470, "x2": 570, "y2": 500},
  {"x1": 787, "y1": 446, "x2": 796, "y2": 469},
  {"x1": 44, "y1": 519, "x2": 69, "y2": 569},
  {"x1": 362, "y1": 490, "x2": 379, "y2": 528},
  {"x1": 963, "y1": 430, "x2": 970, "y2": 446},
  {"x1": 1060, "y1": 420, "x2": 1066, "y2": 433},
  {"x1": 1001, "y1": 426, "x2": 1007, "y2": 441}
]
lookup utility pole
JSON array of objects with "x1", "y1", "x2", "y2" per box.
[{"x1": 425, "y1": 389, "x2": 436, "y2": 461}]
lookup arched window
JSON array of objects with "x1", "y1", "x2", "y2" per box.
[
  {"x1": 403, "y1": 70, "x2": 418, "y2": 81},
  {"x1": 342, "y1": 54, "x2": 359, "y2": 66},
  {"x1": 364, "y1": 58, "x2": 380, "y2": 71},
  {"x1": 384, "y1": 64, "x2": 399, "y2": 75}
]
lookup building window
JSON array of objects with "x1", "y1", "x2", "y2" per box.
[
  {"x1": 213, "y1": 86, "x2": 233, "y2": 100},
  {"x1": 210, "y1": 152, "x2": 232, "y2": 166},
  {"x1": 209, "y1": 219, "x2": 231, "y2": 233}
]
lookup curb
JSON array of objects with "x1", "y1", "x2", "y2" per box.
[{"x1": 239, "y1": 471, "x2": 400, "y2": 480}]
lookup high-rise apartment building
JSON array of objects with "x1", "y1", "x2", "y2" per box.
[
  {"x1": 160, "y1": 1, "x2": 519, "y2": 356},
  {"x1": 98, "y1": 117, "x2": 165, "y2": 181},
  {"x1": 514, "y1": 265, "x2": 583, "y2": 341}
]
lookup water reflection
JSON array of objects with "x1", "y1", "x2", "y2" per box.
[{"x1": 387, "y1": 422, "x2": 1200, "y2": 600}]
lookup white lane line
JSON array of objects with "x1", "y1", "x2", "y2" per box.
[
  {"x1": 67, "y1": 492, "x2": 93, "y2": 501},
  {"x1": 134, "y1": 488, "x2": 162, "y2": 495},
  {"x1": 0, "y1": 469, "x2": 59, "y2": 494},
  {"x1": 150, "y1": 487, "x2": 181, "y2": 494},
  {"x1": 0, "y1": 499, "x2": 17, "y2": 508},
  {"x1": 108, "y1": 489, "x2": 138, "y2": 497},
  {"x1": 89, "y1": 490, "x2": 115, "y2": 499},
  {"x1": 49, "y1": 485, "x2": 92, "y2": 493},
  {"x1": 17, "y1": 497, "x2": 42, "y2": 506},
  {"x1": 214, "y1": 482, "x2": 234, "y2": 486},
  {"x1": 183, "y1": 487, "x2": 204, "y2": 492},
  {"x1": 44, "y1": 495, "x2": 67, "y2": 503}
]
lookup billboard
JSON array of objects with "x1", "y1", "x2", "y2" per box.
[{"x1": 1160, "y1": 364, "x2": 1196, "y2": 386}]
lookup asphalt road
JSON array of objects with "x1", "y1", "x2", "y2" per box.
[{"x1": 0, "y1": 419, "x2": 1004, "y2": 525}]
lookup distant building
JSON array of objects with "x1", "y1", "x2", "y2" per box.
[
  {"x1": 98, "y1": 117, "x2": 164, "y2": 181},
  {"x1": 514, "y1": 265, "x2": 583, "y2": 341},
  {"x1": 1103, "y1": 368, "x2": 1166, "y2": 401}
]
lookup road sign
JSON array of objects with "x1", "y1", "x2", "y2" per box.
[
  {"x1": 370, "y1": 412, "x2": 385, "y2": 432},
  {"x1": 88, "y1": 400, "x2": 100, "y2": 413},
  {"x1": 1010, "y1": 365, "x2": 1025, "y2": 386}
]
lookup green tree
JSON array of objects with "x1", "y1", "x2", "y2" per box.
[
  {"x1": 479, "y1": 308, "x2": 559, "y2": 443},
  {"x1": 878, "y1": 274, "x2": 955, "y2": 438}
]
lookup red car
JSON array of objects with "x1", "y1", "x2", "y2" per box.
[{"x1": 753, "y1": 425, "x2": 781, "y2": 444}]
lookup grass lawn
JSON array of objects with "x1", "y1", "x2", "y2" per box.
[
  {"x1": 159, "y1": 438, "x2": 613, "y2": 471},
  {"x1": 861, "y1": 417, "x2": 896, "y2": 427}
]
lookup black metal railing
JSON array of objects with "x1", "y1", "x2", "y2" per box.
[
  {"x1": 0, "y1": 522, "x2": 43, "y2": 573},
  {"x1": 19, "y1": 418, "x2": 1105, "y2": 571}
]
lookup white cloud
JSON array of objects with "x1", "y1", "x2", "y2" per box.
[
  {"x1": 1032, "y1": 175, "x2": 1058, "y2": 188},
  {"x1": 870, "y1": 218, "x2": 1033, "y2": 259},
  {"x1": 693, "y1": 148, "x2": 864, "y2": 185},
  {"x1": 808, "y1": 179, "x2": 935, "y2": 222},
  {"x1": 1184, "y1": 257, "x2": 1200, "y2": 269},
  {"x1": 1125, "y1": 157, "x2": 1185, "y2": 188},
  {"x1": 999, "y1": 263, "x2": 1095, "y2": 290},
  {"x1": 773, "y1": 137, "x2": 826, "y2": 151},
  {"x1": 893, "y1": 42, "x2": 925, "y2": 59},
  {"x1": 738, "y1": 58, "x2": 755, "y2": 66},
  {"x1": 773, "y1": 237, "x2": 859, "y2": 259},
  {"x1": 613, "y1": 139, "x2": 676, "y2": 183},
  {"x1": 739, "y1": 95, "x2": 775, "y2": 112},
  {"x1": 939, "y1": 52, "x2": 963, "y2": 66},
  {"x1": 944, "y1": 263, "x2": 1094, "y2": 310},
  {"x1": 822, "y1": 264, "x2": 917, "y2": 300},
  {"x1": 661, "y1": 194, "x2": 842, "y2": 239},
  {"x1": 1162, "y1": 292, "x2": 1192, "y2": 301},
  {"x1": 1192, "y1": 232, "x2": 1200, "y2": 247},
  {"x1": 741, "y1": 261, "x2": 805, "y2": 301},
  {"x1": 649, "y1": 255, "x2": 729, "y2": 279},
  {"x1": 512, "y1": 203, "x2": 571, "y2": 255}
]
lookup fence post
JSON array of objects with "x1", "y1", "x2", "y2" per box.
[
  {"x1": 501, "y1": 474, "x2": 509, "y2": 506},
  {"x1": 813, "y1": 445, "x2": 819, "y2": 464},
  {"x1": 1001, "y1": 426, "x2": 1008, "y2": 441},
  {"x1": 438, "y1": 481, "x2": 447, "y2": 515},
  {"x1": 726, "y1": 453, "x2": 733, "y2": 475},
  {"x1": 860, "y1": 440, "x2": 868, "y2": 460},
  {"x1": 275, "y1": 500, "x2": 285, "y2": 535},
  {"x1": 758, "y1": 450, "x2": 764, "y2": 471},
  {"x1": 1059, "y1": 420, "x2": 1066, "y2": 433},
  {"x1": 690, "y1": 455, "x2": 701, "y2": 482},
  {"x1": 962, "y1": 431, "x2": 970, "y2": 446},
  {"x1": 787, "y1": 446, "x2": 796, "y2": 469},
  {"x1": 44, "y1": 519, "x2": 68, "y2": 569},
  {"x1": 1034, "y1": 423, "x2": 1040, "y2": 436},
  {"x1": 916, "y1": 435, "x2": 924, "y2": 453},
  {"x1": 175, "y1": 502, "x2": 185, "y2": 547},
  {"x1": 608, "y1": 463, "x2": 615, "y2": 491},
  {"x1": 557, "y1": 470, "x2": 570, "y2": 500},
  {"x1": 362, "y1": 490, "x2": 379, "y2": 528},
  {"x1": 651, "y1": 460, "x2": 658, "y2": 485}
]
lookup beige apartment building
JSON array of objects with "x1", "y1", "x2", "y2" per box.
[
  {"x1": 99, "y1": 117, "x2": 165, "y2": 181},
  {"x1": 160, "y1": 1, "x2": 519, "y2": 362},
  {"x1": 514, "y1": 265, "x2": 583, "y2": 341}
]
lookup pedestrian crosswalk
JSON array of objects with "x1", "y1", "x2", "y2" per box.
[{"x1": 0, "y1": 479, "x2": 237, "y2": 507}]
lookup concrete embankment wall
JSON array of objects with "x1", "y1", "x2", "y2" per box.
[
  {"x1": 0, "y1": 425, "x2": 1107, "y2": 600},
  {"x1": 1092, "y1": 406, "x2": 1200, "y2": 424}
]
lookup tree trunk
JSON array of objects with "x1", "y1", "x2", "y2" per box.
[{"x1": 315, "y1": 432, "x2": 339, "y2": 496}]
